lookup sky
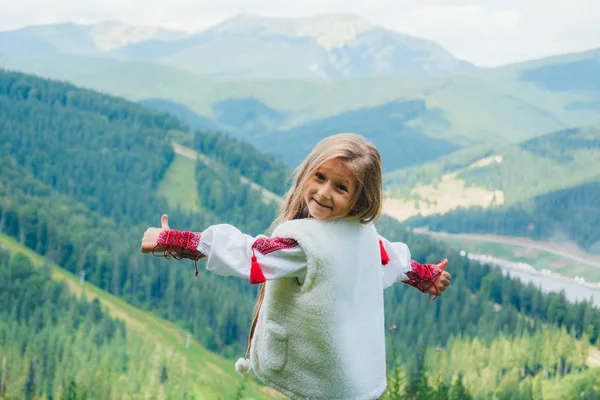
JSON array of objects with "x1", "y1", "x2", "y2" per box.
[{"x1": 0, "y1": 0, "x2": 599, "y2": 67}]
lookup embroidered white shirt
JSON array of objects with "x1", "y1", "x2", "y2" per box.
[{"x1": 197, "y1": 223, "x2": 411, "y2": 288}]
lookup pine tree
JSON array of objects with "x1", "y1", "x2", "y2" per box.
[
  {"x1": 384, "y1": 325, "x2": 404, "y2": 399},
  {"x1": 448, "y1": 372, "x2": 471, "y2": 400},
  {"x1": 432, "y1": 374, "x2": 449, "y2": 400},
  {"x1": 404, "y1": 347, "x2": 432, "y2": 400},
  {"x1": 61, "y1": 381, "x2": 78, "y2": 400},
  {"x1": 23, "y1": 358, "x2": 36, "y2": 400},
  {"x1": 160, "y1": 362, "x2": 168, "y2": 384}
]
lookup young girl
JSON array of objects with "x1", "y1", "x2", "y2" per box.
[{"x1": 141, "y1": 133, "x2": 451, "y2": 400}]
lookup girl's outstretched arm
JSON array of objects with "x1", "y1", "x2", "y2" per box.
[
  {"x1": 378, "y1": 236, "x2": 451, "y2": 298},
  {"x1": 198, "y1": 224, "x2": 306, "y2": 281},
  {"x1": 141, "y1": 215, "x2": 307, "y2": 282}
]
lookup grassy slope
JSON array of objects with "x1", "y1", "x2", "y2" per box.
[
  {"x1": 0, "y1": 232, "x2": 285, "y2": 400},
  {"x1": 158, "y1": 142, "x2": 282, "y2": 212},
  {"x1": 383, "y1": 123, "x2": 600, "y2": 223},
  {"x1": 157, "y1": 150, "x2": 201, "y2": 212}
]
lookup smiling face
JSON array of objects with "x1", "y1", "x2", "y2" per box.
[{"x1": 302, "y1": 158, "x2": 358, "y2": 221}]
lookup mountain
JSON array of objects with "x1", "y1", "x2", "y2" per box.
[
  {"x1": 260, "y1": 99, "x2": 461, "y2": 171},
  {"x1": 517, "y1": 50, "x2": 600, "y2": 96},
  {"x1": 117, "y1": 13, "x2": 474, "y2": 78},
  {"x1": 0, "y1": 21, "x2": 187, "y2": 56},
  {"x1": 139, "y1": 98, "x2": 222, "y2": 132},
  {"x1": 478, "y1": 48, "x2": 600, "y2": 117},
  {"x1": 138, "y1": 96, "x2": 458, "y2": 172},
  {"x1": 494, "y1": 47, "x2": 600, "y2": 78},
  {"x1": 2, "y1": 69, "x2": 600, "y2": 399},
  {"x1": 211, "y1": 97, "x2": 289, "y2": 136},
  {"x1": 2, "y1": 49, "x2": 595, "y2": 148},
  {"x1": 2, "y1": 14, "x2": 473, "y2": 78},
  {"x1": 383, "y1": 123, "x2": 600, "y2": 221}
]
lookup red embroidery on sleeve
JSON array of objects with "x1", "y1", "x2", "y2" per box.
[
  {"x1": 252, "y1": 237, "x2": 299, "y2": 255},
  {"x1": 247, "y1": 237, "x2": 299, "y2": 285},
  {"x1": 157, "y1": 230, "x2": 201, "y2": 253},
  {"x1": 154, "y1": 229, "x2": 203, "y2": 276},
  {"x1": 406, "y1": 260, "x2": 445, "y2": 300}
]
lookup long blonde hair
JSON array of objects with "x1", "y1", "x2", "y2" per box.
[{"x1": 244, "y1": 133, "x2": 383, "y2": 359}]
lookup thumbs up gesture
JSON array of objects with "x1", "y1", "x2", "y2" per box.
[
  {"x1": 423, "y1": 259, "x2": 451, "y2": 297},
  {"x1": 141, "y1": 214, "x2": 171, "y2": 253}
]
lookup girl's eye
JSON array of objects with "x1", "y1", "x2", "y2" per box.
[
  {"x1": 337, "y1": 184, "x2": 348, "y2": 192},
  {"x1": 316, "y1": 172, "x2": 325, "y2": 181}
]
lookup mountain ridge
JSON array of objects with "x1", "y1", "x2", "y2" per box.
[{"x1": 1, "y1": 14, "x2": 473, "y2": 78}]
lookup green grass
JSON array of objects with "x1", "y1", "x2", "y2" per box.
[
  {"x1": 159, "y1": 142, "x2": 283, "y2": 211},
  {"x1": 0, "y1": 233, "x2": 285, "y2": 400},
  {"x1": 157, "y1": 151, "x2": 201, "y2": 213}
]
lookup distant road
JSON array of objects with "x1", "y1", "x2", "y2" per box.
[{"x1": 413, "y1": 228, "x2": 600, "y2": 270}]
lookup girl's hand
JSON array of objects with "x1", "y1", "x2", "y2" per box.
[
  {"x1": 141, "y1": 214, "x2": 170, "y2": 253},
  {"x1": 423, "y1": 260, "x2": 451, "y2": 296}
]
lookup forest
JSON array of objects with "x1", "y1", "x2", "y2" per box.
[
  {"x1": 408, "y1": 181, "x2": 600, "y2": 254},
  {"x1": 1, "y1": 69, "x2": 599, "y2": 398}
]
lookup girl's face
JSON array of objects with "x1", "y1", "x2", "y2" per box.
[{"x1": 303, "y1": 158, "x2": 357, "y2": 220}]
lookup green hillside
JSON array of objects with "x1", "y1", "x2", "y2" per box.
[
  {"x1": 0, "y1": 69, "x2": 281, "y2": 361},
  {"x1": 0, "y1": 233, "x2": 280, "y2": 399},
  {"x1": 466, "y1": 124, "x2": 600, "y2": 202},
  {"x1": 3, "y1": 69, "x2": 600, "y2": 398},
  {"x1": 383, "y1": 123, "x2": 600, "y2": 224},
  {"x1": 406, "y1": 180, "x2": 600, "y2": 256},
  {"x1": 491, "y1": 47, "x2": 600, "y2": 94},
  {"x1": 261, "y1": 99, "x2": 461, "y2": 171},
  {"x1": 140, "y1": 98, "x2": 222, "y2": 132}
]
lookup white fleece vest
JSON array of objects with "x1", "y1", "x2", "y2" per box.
[{"x1": 250, "y1": 219, "x2": 387, "y2": 400}]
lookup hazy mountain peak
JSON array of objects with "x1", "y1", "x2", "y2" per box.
[
  {"x1": 213, "y1": 13, "x2": 376, "y2": 49},
  {"x1": 295, "y1": 14, "x2": 376, "y2": 50},
  {"x1": 90, "y1": 21, "x2": 188, "y2": 51}
]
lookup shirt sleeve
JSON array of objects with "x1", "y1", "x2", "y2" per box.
[
  {"x1": 379, "y1": 235, "x2": 411, "y2": 289},
  {"x1": 197, "y1": 224, "x2": 307, "y2": 281}
]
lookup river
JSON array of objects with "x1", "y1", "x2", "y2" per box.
[{"x1": 466, "y1": 252, "x2": 600, "y2": 308}]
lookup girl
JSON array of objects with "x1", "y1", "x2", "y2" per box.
[{"x1": 141, "y1": 133, "x2": 451, "y2": 400}]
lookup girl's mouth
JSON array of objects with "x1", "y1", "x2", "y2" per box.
[{"x1": 313, "y1": 198, "x2": 332, "y2": 209}]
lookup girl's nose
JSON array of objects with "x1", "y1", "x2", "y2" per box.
[{"x1": 318, "y1": 184, "x2": 331, "y2": 199}]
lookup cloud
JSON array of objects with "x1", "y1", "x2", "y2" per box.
[
  {"x1": 389, "y1": 6, "x2": 523, "y2": 65},
  {"x1": 382, "y1": 1, "x2": 600, "y2": 66}
]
